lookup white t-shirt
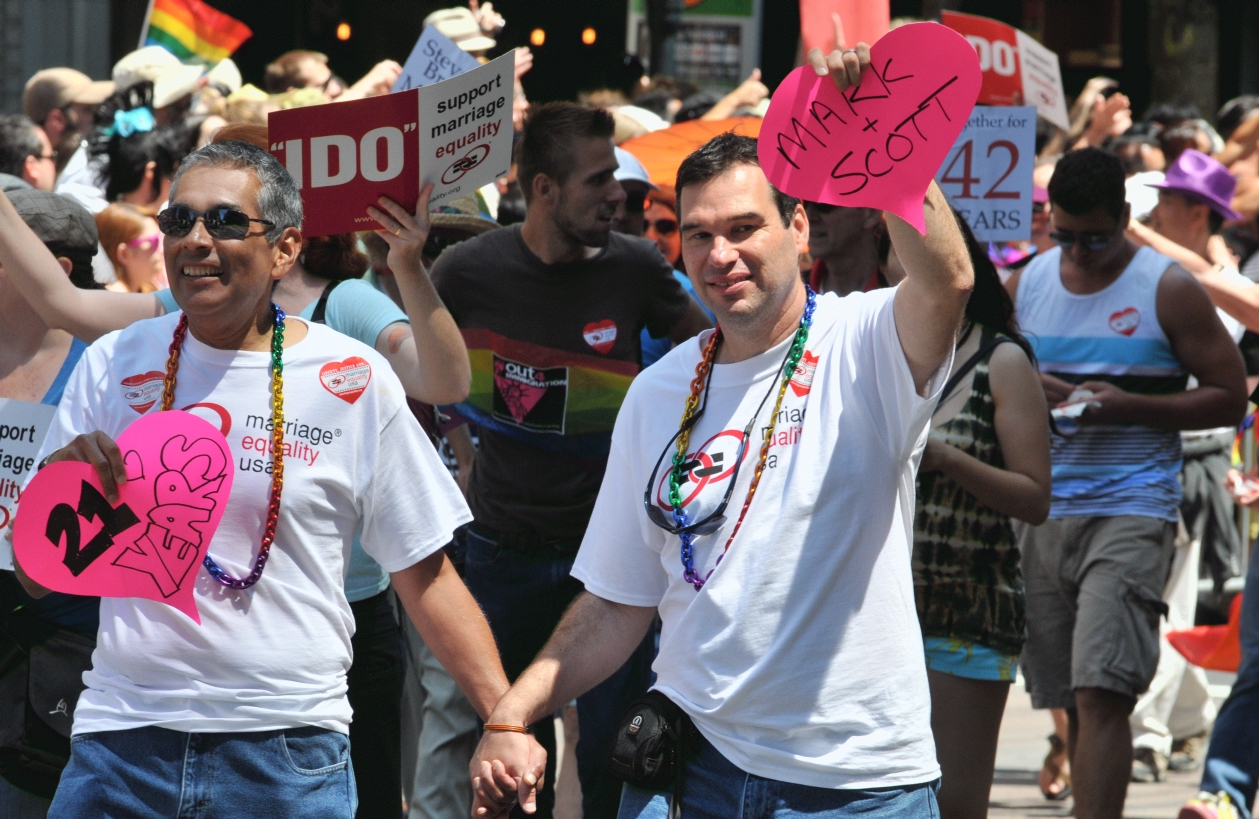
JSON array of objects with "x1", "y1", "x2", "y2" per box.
[
  {"x1": 572, "y1": 288, "x2": 946, "y2": 789},
  {"x1": 35, "y1": 314, "x2": 472, "y2": 735}
]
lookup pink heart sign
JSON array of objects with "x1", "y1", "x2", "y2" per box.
[
  {"x1": 13, "y1": 411, "x2": 234, "y2": 624},
  {"x1": 757, "y1": 22, "x2": 982, "y2": 233}
]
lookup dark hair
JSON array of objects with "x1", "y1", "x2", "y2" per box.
[
  {"x1": 1217, "y1": 95, "x2": 1259, "y2": 141},
  {"x1": 515, "y1": 103, "x2": 615, "y2": 202},
  {"x1": 1209, "y1": 209, "x2": 1226, "y2": 235},
  {"x1": 1108, "y1": 131, "x2": 1158, "y2": 175},
  {"x1": 1143, "y1": 102, "x2": 1201, "y2": 129},
  {"x1": 675, "y1": 133, "x2": 799, "y2": 227},
  {"x1": 302, "y1": 234, "x2": 368, "y2": 281},
  {"x1": 674, "y1": 92, "x2": 720, "y2": 124},
  {"x1": 496, "y1": 179, "x2": 526, "y2": 225},
  {"x1": 1158, "y1": 122, "x2": 1208, "y2": 166},
  {"x1": 0, "y1": 114, "x2": 41, "y2": 177},
  {"x1": 952, "y1": 209, "x2": 1035, "y2": 365},
  {"x1": 170, "y1": 140, "x2": 303, "y2": 243},
  {"x1": 1047, "y1": 147, "x2": 1126, "y2": 222},
  {"x1": 96, "y1": 122, "x2": 194, "y2": 202}
]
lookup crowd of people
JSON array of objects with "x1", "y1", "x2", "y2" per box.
[{"x1": 0, "y1": 5, "x2": 1258, "y2": 819}]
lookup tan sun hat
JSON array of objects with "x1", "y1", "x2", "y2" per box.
[
  {"x1": 430, "y1": 194, "x2": 500, "y2": 239},
  {"x1": 423, "y1": 7, "x2": 497, "y2": 52},
  {"x1": 24, "y1": 68, "x2": 115, "y2": 124},
  {"x1": 113, "y1": 46, "x2": 204, "y2": 109}
]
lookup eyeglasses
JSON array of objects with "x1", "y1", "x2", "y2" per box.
[
  {"x1": 158, "y1": 206, "x2": 274, "y2": 240},
  {"x1": 32, "y1": 150, "x2": 57, "y2": 163},
  {"x1": 126, "y1": 233, "x2": 162, "y2": 253},
  {"x1": 643, "y1": 218, "x2": 678, "y2": 236},
  {"x1": 1049, "y1": 229, "x2": 1115, "y2": 251}
]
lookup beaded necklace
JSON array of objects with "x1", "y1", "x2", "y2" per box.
[
  {"x1": 669, "y1": 286, "x2": 816, "y2": 590},
  {"x1": 161, "y1": 304, "x2": 286, "y2": 590}
]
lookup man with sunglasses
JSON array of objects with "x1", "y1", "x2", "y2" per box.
[
  {"x1": 804, "y1": 201, "x2": 887, "y2": 296},
  {"x1": 0, "y1": 115, "x2": 58, "y2": 193},
  {"x1": 469, "y1": 45, "x2": 976, "y2": 818},
  {"x1": 1006, "y1": 147, "x2": 1247, "y2": 819},
  {"x1": 4, "y1": 141, "x2": 544, "y2": 818}
]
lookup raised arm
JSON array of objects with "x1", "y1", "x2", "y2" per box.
[
  {"x1": 889, "y1": 181, "x2": 974, "y2": 394},
  {"x1": 367, "y1": 188, "x2": 472, "y2": 405},
  {"x1": 0, "y1": 190, "x2": 166, "y2": 342}
]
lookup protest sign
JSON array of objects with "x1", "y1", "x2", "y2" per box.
[
  {"x1": 14, "y1": 411, "x2": 234, "y2": 624},
  {"x1": 269, "y1": 91, "x2": 420, "y2": 238},
  {"x1": 935, "y1": 105, "x2": 1035, "y2": 242},
  {"x1": 941, "y1": 11, "x2": 1069, "y2": 131},
  {"x1": 0, "y1": 399, "x2": 56, "y2": 571},
  {"x1": 393, "y1": 25, "x2": 481, "y2": 91},
  {"x1": 757, "y1": 22, "x2": 981, "y2": 234},
  {"x1": 419, "y1": 50, "x2": 514, "y2": 207},
  {"x1": 269, "y1": 51, "x2": 513, "y2": 235}
]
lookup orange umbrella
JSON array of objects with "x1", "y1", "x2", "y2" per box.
[
  {"x1": 620, "y1": 117, "x2": 763, "y2": 189},
  {"x1": 1167, "y1": 593, "x2": 1243, "y2": 672}
]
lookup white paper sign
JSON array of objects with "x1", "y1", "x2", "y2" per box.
[
  {"x1": 936, "y1": 106, "x2": 1036, "y2": 243},
  {"x1": 393, "y1": 25, "x2": 482, "y2": 92},
  {"x1": 420, "y1": 51, "x2": 514, "y2": 208},
  {"x1": 1015, "y1": 31, "x2": 1070, "y2": 131},
  {"x1": 0, "y1": 399, "x2": 57, "y2": 571}
]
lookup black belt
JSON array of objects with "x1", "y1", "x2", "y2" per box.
[{"x1": 469, "y1": 523, "x2": 582, "y2": 557}]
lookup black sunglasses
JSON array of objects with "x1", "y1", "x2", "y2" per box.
[
  {"x1": 641, "y1": 343, "x2": 784, "y2": 536},
  {"x1": 158, "y1": 206, "x2": 274, "y2": 240},
  {"x1": 1049, "y1": 229, "x2": 1115, "y2": 251},
  {"x1": 644, "y1": 218, "x2": 678, "y2": 236}
]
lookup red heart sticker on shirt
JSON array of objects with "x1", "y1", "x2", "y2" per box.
[
  {"x1": 1109, "y1": 307, "x2": 1140, "y2": 336},
  {"x1": 582, "y1": 320, "x2": 618, "y2": 355},
  {"x1": 790, "y1": 350, "x2": 819, "y2": 397},
  {"x1": 120, "y1": 371, "x2": 166, "y2": 414},
  {"x1": 320, "y1": 357, "x2": 372, "y2": 404},
  {"x1": 13, "y1": 411, "x2": 234, "y2": 624},
  {"x1": 757, "y1": 22, "x2": 982, "y2": 233}
]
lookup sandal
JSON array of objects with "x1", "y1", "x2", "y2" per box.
[{"x1": 1039, "y1": 733, "x2": 1073, "y2": 801}]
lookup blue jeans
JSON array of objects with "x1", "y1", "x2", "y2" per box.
[
  {"x1": 618, "y1": 732, "x2": 939, "y2": 818},
  {"x1": 1200, "y1": 550, "x2": 1259, "y2": 818},
  {"x1": 48, "y1": 726, "x2": 356, "y2": 819},
  {"x1": 463, "y1": 527, "x2": 655, "y2": 819}
]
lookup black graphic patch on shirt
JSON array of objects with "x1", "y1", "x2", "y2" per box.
[{"x1": 492, "y1": 354, "x2": 568, "y2": 433}]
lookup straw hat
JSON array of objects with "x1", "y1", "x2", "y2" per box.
[
  {"x1": 423, "y1": 8, "x2": 496, "y2": 52},
  {"x1": 113, "y1": 46, "x2": 204, "y2": 109}
]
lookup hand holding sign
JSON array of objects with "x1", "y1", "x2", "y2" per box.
[
  {"x1": 758, "y1": 22, "x2": 982, "y2": 233},
  {"x1": 13, "y1": 412, "x2": 234, "y2": 624}
]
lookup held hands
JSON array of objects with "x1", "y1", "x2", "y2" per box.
[
  {"x1": 366, "y1": 184, "x2": 434, "y2": 276},
  {"x1": 469, "y1": 729, "x2": 547, "y2": 817}
]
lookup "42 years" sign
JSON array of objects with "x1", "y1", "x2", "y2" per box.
[{"x1": 935, "y1": 105, "x2": 1035, "y2": 243}]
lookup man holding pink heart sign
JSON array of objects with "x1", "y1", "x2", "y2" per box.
[
  {"x1": 469, "y1": 39, "x2": 974, "y2": 818},
  {"x1": 9, "y1": 140, "x2": 544, "y2": 819}
]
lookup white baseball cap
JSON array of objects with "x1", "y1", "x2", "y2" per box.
[
  {"x1": 113, "y1": 46, "x2": 204, "y2": 109},
  {"x1": 614, "y1": 147, "x2": 657, "y2": 190}
]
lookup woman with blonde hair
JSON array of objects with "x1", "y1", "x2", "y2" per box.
[{"x1": 94, "y1": 202, "x2": 166, "y2": 292}]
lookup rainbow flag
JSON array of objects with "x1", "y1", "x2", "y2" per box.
[{"x1": 142, "y1": 0, "x2": 252, "y2": 65}]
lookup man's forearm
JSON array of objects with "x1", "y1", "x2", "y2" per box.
[
  {"x1": 1113, "y1": 387, "x2": 1246, "y2": 431},
  {"x1": 391, "y1": 553, "x2": 508, "y2": 719},
  {"x1": 488, "y1": 592, "x2": 656, "y2": 727}
]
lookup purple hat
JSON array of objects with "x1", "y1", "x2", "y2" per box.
[{"x1": 1149, "y1": 149, "x2": 1242, "y2": 222}]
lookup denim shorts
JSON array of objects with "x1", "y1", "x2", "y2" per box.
[
  {"x1": 618, "y1": 731, "x2": 939, "y2": 819},
  {"x1": 48, "y1": 725, "x2": 356, "y2": 819}
]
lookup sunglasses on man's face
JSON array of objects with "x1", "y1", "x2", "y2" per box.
[
  {"x1": 158, "y1": 206, "x2": 274, "y2": 240},
  {"x1": 643, "y1": 218, "x2": 678, "y2": 236},
  {"x1": 1049, "y1": 229, "x2": 1115, "y2": 251}
]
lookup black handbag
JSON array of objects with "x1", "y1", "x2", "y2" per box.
[{"x1": 606, "y1": 690, "x2": 696, "y2": 818}]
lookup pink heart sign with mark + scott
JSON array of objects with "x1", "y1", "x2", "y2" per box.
[
  {"x1": 757, "y1": 22, "x2": 982, "y2": 234},
  {"x1": 13, "y1": 411, "x2": 234, "y2": 624}
]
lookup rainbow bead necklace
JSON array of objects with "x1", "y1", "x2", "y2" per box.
[
  {"x1": 669, "y1": 286, "x2": 816, "y2": 590},
  {"x1": 161, "y1": 304, "x2": 286, "y2": 590}
]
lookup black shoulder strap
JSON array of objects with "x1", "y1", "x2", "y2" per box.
[
  {"x1": 936, "y1": 331, "x2": 1012, "y2": 410},
  {"x1": 310, "y1": 279, "x2": 342, "y2": 325}
]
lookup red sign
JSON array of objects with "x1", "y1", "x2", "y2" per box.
[
  {"x1": 940, "y1": 11, "x2": 1021, "y2": 107},
  {"x1": 268, "y1": 91, "x2": 420, "y2": 238}
]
